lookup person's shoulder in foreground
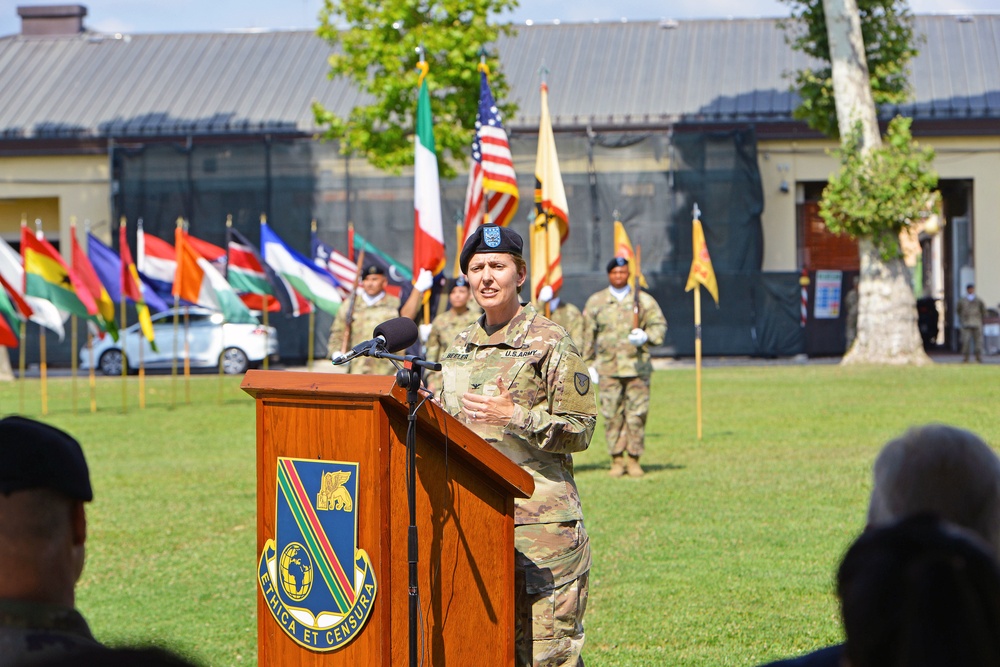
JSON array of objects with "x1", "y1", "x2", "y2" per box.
[{"x1": 756, "y1": 644, "x2": 843, "y2": 667}]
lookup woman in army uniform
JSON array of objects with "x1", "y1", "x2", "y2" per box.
[{"x1": 437, "y1": 223, "x2": 597, "y2": 667}]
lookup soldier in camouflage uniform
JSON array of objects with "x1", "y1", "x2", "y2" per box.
[
  {"x1": 328, "y1": 265, "x2": 407, "y2": 375},
  {"x1": 583, "y1": 257, "x2": 667, "y2": 478},
  {"x1": 439, "y1": 224, "x2": 596, "y2": 667},
  {"x1": 538, "y1": 287, "x2": 585, "y2": 350},
  {"x1": 0, "y1": 417, "x2": 102, "y2": 665},
  {"x1": 958, "y1": 283, "x2": 987, "y2": 363},
  {"x1": 425, "y1": 276, "x2": 482, "y2": 363},
  {"x1": 423, "y1": 276, "x2": 481, "y2": 395}
]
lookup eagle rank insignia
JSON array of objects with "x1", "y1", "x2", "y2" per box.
[{"x1": 258, "y1": 457, "x2": 377, "y2": 651}]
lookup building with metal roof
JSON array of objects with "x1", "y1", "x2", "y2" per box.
[{"x1": 0, "y1": 5, "x2": 998, "y2": 361}]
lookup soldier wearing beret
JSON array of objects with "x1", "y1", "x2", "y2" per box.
[
  {"x1": 536, "y1": 285, "x2": 585, "y2": 350},
  {"x1": 328, "y1": 264, "x2": 432, "y2": 374},
  {"x1": 422, "y1": 276, "x2": 481, "y2": 395},
  {"x1": 437, "y1": 224, "x2": 596, "y2": 666},
  {"x1": 583, "y1": 256, "x2": 667, "y2": 478},
  {"x1": 0, "y1": 416, "x2": 102, "y2": 665}
]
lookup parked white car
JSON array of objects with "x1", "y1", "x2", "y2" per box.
[{"x1": 80, "y1": 307, "x2": 279, "y2": 375}]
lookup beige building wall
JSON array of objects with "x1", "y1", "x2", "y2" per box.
[
  {"x1": 0, "y1": 154, "x2": 111, "y2": 254},
  {"x1": 758, "y1": 135, "x2": 1000, "y2": 310}
]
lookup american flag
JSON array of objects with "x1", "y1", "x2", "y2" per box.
[{"x1": 461, "y1": 69, "x2": 519, "y2": 248}]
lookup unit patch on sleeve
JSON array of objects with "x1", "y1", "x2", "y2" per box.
[
  {"x1": 258, "y1": 457, "x2": 377, "y2": 652},
  {"x1": 574, "y1": 372, "x2": 591, "y2": 396}
]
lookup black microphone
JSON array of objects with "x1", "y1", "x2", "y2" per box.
[
  {"x1": 372, "y1": 317, "x2": 419, "y2": 352},
  {"x1": 334, "y1": 317, "x2": 419, "y2": 364}
]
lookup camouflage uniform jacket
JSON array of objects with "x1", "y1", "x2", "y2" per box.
[
  {"x1": 958, "y1": 296, "x2": 987, "y2": 328},
  {"x1": 439, "y1": 303, "x2": 597, "y2": 525},
  {"x1": 583, "y1": 287, "x2": 667, "y2": 378},
  {"x1": 547, "y1": 301, "x2": 585, "y2": 350},
  {"x1": 425, "y1": 303, "x2": 482, "y2": 363},
  {"x1": 327, "y1": 292, "x2": 402, "y2": 375},
  {"x1": 0, "y1": 599, "x2": 101, "y2": 666}
]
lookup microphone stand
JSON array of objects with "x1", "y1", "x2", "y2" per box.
[{"x1": 371, "y1": 346, "x2": 441, "y2": 667}]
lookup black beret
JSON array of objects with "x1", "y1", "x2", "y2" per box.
[
  {"x1": 362, "y1": 264, "x2": 385, "y2": 277},
  {"x1": 459, "y1": 224, "x2": 523, "y2": 274},
  {"x1": 606, "y1": 256, "x2": 629, "y2": 272},
  {"x1": 449, "y1": 275, "x2": 469, "y2": 292},
  {"x1": 0, "y1": 416, "x2": 92, "y2": 501}
]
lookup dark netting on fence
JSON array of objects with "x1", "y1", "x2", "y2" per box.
[{"x1": 103, "y1": 126, "x2": 803, "y2": 365}]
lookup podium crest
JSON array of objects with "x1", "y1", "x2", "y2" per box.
[{"x1": 258, "y1": 457, "x2": 377, "y2": 651}]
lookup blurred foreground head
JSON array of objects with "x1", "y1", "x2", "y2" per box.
[
  {"x1": 868, "y1": 424, "x2": 1000, "y2": 557},
  {"x1": 839, "y1": 514, "x2": 1000, "y2": 667},
  {"x1": 0, "y1": 416, "x2": 91, "y2": 606}
]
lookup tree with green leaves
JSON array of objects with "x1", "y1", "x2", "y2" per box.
[
  {"x1": 780, "y1": 0, "x2": 918, "y2": 138},
  {"x1": 314, "y1": 0, "x2": 519, "y2": 179},
  {"x1": 782, "y1": 0, "x2": 936, "y2": 364}
]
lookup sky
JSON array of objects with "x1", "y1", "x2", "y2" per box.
[{"x1": 1, "y1": 0, "x2": 996, "y2": 37}]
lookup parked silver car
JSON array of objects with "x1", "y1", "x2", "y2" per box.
[{"x1": 80, "y1": 307, "x2": 279, "y2": 375}]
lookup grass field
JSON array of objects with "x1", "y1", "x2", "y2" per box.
[{"x1": 1, "y1": 362, "x2": 998, "y2": 666}]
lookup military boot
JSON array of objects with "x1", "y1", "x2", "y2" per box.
[
  {"x1": 608, "y1": 455, "x2": 626, "y2": 478},
  {"x1": 625, "y1": 455, "x2": 645, "y2": 478}
]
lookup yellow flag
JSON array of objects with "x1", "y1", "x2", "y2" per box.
[
  {"x1": 685, "y1": 218, "x2": 719, "y2": 305},
  {"x1": 612, "y1": 220, "x2": 648, "y2": 289},
  {"x1": 530, "y1": 213, "x2": 563, "y2": 300},
  {"x1": 530, "y1": 82, "x2": 568, "y2": 301}
]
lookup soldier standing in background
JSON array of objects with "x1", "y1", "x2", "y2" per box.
[
  {"x1": 328, "y1": 264, "x2": 432, "y2": 374},
  {"x1": 958, "y1": 283, "x2": 987, "y2": 363},
  {"x1": 583, "y1": 257, "x2": 667, "y2": 478},
  {"x1": 422, "y1": 276, "x2": 480, "y2": 395},
  {"x1": 537, "y1": 285, "x2": 585, "y2": 349}
]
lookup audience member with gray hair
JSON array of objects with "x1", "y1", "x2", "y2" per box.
[
  {"x1": 757, "y1": 423, "x2": 1000, "y2": 667},
  {"x1": 838, "y1": 514, "x2": 1000, "y2": 667}
]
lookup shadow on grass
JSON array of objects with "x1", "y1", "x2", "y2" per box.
[{"x1": 574, "y1": 462, "x2": 686, "y2": 474}]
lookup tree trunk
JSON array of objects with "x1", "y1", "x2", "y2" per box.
[
  {"x1": 843, "y1": 239, "x2": 930, "y2": 365},
  {"x1": 824, "y1": 0, "x2": 930, "y2": 364},
  {"x1": 0, "y1": 346, "x2": 13, "y2": 381}
]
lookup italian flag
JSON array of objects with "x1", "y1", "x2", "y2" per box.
[
  {"x1": 173, "y1": 228, "x2": 255, "y2": 324},
  {"x1": 412, "y1": 67, "x2": 445, "y2": 276}
]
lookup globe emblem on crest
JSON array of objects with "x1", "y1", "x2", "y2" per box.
[{"x1": 279, "y1": 542, "x2": 313, "y2": 601}]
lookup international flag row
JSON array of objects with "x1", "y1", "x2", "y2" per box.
[{"x1": 0, "y1": 217, "x2": 413, "y2": 350}]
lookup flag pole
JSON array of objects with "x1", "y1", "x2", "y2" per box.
[
  {"x1": 17, "y1": 214, "x2": 27, "y2": 411},
  {"x1": 84, "y1": 219, "x2": 97, "y2": 413},
  {"x1": 119, "y1": 217, "x2": 129, "y2": 414},
  {"x1": 308, "y1": 220, "x2": 318, "y2": 371},
  {"x1": 33, "y1": 219, "x2": 48, "y2": 415},
  {"x1": 177, "y1": 218, "x2": 191, "y2": 404},
  {"x1": 18, "y1": 320, "x2": 26, "y2": 412},
  {"x1": 69, "y1": 216, "x2": 78, "y2": 413},
  {"x1": 71, "y1": 314, "x2": 78, "y2": 413},
  {"x1": 692, "y1": 204, "x2": 703, "y2": 440}
]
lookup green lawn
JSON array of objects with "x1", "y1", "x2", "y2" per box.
[{"x1": 1, "y1": 363, "x2": 998, "y2": 666}]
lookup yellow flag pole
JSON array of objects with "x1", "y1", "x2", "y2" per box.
[
  {"x1": 87, "y1": 328, "x2": 96, "y2": 413},
  {"x1": 18, "y1": 321, "x2": 26, "y2": 412},
  {"x1": 39, "y1": 327, "x2": 47, "y2": 416},
  {"x1": 120, "y1": 285, "x2": 128, "y2": 414},
  {"x1": 695, "y1": 282, "x2": 703, "y2": 441},
  {"x1": 453, "y1": 221, "x2": 464, "y2": 278},
  {"x1": 307, "y1": 308, "x2": 315, "y2": 372},
  {"x1": 71, "y1": 314, "x2": 78, "y2": 414},
  {"x1": 138, "y1": 327, "x2": 145, "y2": 410}
]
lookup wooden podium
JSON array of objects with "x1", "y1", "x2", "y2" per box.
[{"x1": 242, "y1": 371, "x2": 533, "y2": 666}]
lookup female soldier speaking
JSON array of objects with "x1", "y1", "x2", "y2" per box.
[{"x1": 437, "y1": 223, "x2": 596, "y2": 666}]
